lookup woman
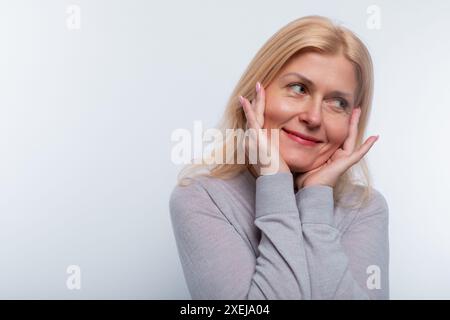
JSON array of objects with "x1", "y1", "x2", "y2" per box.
[{"x1": 170, "y1": 15, "x2": 389, "y2": 300}]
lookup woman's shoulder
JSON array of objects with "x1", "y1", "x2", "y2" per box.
[
  {"x1": 172, "y1": 169, "x2": 250, "y2": 198},
  {"x1": 169, "y1": 175, "x2": 212, "y2": 208},
  {"x1": 170, "y1": 172, "x2": 227, "y2": 198},
  {"x1": 169, "y1": 170, "x2": 253, "y2": 220},
  {"x1": 169, "y1": 173, "x2": 233, "y2": 216}
]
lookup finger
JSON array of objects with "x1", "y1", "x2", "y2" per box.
[
  {"x1": 249, "y1": 96, "x2": 258, "y2": 125},
  {"x1": 329, "y1": 135, "x2": 378, "y2": 175},
  {"x1": 255, "y1": 82, "x2": 265, "y2": 126},
  {"x1": 265, "y1": 126, "x2": 281, "y2": 156},
  {"x1": 342, "y1": 107, "x2": 361, "y2": 153},
  {"x1": 349, "y1": 135, "x2": 379, "y2": 164},
  {"x1": 240, "y1": 95, "x2": 259, "y2": 129}
]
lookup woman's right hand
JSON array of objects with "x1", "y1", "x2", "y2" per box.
[{"x1": 239, "y1": 82, "x2": 290, "y2": 177}]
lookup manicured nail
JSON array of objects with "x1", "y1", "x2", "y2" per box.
[
  {"x1": 239, "y1": 95, "x2": 244, "y2": 106},
  {"x1": 256, "y1": 82, "x2": 261, "y2": 93}
]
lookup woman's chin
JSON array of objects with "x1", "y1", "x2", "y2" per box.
[
  {"x1": 281, "y1": 150, "x2": 317, "y2": 173},
  {"x1": 284, "y1": 161, "x2": 311, "y2": 174}
]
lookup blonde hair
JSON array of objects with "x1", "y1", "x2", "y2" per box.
[{"x1": 176, "y1": 15, "x2": 375, "y2": 209}]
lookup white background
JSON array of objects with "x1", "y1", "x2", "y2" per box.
[{"x1": 0, "y1": 0, "x2": 449, "y2": 299}]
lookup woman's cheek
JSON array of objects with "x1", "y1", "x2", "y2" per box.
[
  {"x1": 265, "y1": 98, "x2": 296, "y2": 125},
  {"x1": 327, "y1": 122, "x2": 349, "y2": 148}
]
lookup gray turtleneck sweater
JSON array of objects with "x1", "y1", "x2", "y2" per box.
[{"x1": 169, "y1": 169, "x2": 389, "y2": 299}]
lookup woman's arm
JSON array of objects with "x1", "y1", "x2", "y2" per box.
[
  {"x1": 296, "y1": 185, "x2": 389, "y2": 299},
  {"x1": 169, "y1": 172, "x2": 313, "y2": 299}
]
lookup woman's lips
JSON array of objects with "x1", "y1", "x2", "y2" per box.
[{"x1": 282, "y1": 128, "x2": 321, "y2": 147}]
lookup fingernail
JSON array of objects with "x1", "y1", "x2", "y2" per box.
[
  {"x1": 375, "y1": 135, "x2": 380, "y2": 140},
  {"x1": 239, "y1": 95, "x2": 244, "y2": 106},
  {"x1": 256, "y1": 82, "x2": 261, "y2": 93}
]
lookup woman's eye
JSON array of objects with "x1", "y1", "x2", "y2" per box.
[
  {"x1": 327, "y1": 98, "x2": 348, "y2": 109},
  {"x1": 288, "y1": 83, "x2": 307, "y2": 95}
]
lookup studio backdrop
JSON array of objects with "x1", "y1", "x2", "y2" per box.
[{"x1": 0, "y1": 0, "x2": 449, "y2": 299}]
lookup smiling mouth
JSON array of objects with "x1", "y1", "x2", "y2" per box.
[{"x1": 282, "y1": 128, "x2": 322, "y2": 147}]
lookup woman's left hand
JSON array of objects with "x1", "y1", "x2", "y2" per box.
[{"x1": 295, "y1": 107, "x2": 379, "y2": 190}]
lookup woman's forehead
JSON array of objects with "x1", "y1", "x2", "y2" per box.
[{"x1": 278, "y1": 52, "x2": 358, "y2": 94}]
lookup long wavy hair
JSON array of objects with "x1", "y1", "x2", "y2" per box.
[{"x1": 176, "y1": 15, "x2": 375, "y2": 209}]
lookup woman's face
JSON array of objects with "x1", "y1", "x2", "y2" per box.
[{"x1": 263, "y1": 51, "x2": 358, "y2": 173}]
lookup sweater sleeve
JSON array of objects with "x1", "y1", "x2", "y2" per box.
[
  {"x1": 169, "y1": 172, "x2": 312, "y2": 299},
  {"x1": 295, "y1": 185, "x2": 389, "y2": 299}
]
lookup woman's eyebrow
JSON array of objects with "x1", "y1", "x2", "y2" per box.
[
  {"x1": 280, "y1": 72, "x2": 353, "y2": 98},
  {"x1": 280, "y1": 72, "x2": 316, "y2": 89}
]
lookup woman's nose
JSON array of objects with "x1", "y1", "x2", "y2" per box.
[{"x1": 297, "y1": 99, "x2": 322, "y2": 127}]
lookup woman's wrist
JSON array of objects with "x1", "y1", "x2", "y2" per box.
[
  {"x1": 248, "y1": 162, "x2": 290, "y2": 178},
  {"x1": 255, "y1": 171, "x2": 298, "y2": 216}
]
